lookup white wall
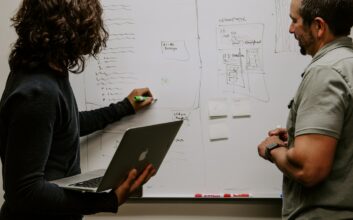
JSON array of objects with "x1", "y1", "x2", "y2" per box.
[{"x1": 0, "y1": 0, "x2": 17, "y2": 93}]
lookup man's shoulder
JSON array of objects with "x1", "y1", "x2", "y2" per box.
[
  {"x1": 315, "y1": 44, "x2": 353, "y2": 67},
  {"x1": 305, "y1": 46, "x2": 353, "y2": 80}
]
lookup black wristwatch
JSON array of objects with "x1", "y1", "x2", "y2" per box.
[{"x1": 265, "y1": 143, "x2": 282, "y2": 163}]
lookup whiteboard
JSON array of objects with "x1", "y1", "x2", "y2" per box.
[
  {"x1": 70, "y1": 0, "x2": 311, "y2": 198},
  {"x1": 4, "y1": 0, "x2": 350, "y2": 199}
]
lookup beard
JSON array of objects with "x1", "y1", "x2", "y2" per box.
[
  {"x1": 299, "y1": 45, "x2": 307, "y2": 55},
  {"x1": 296, "y1": 31, "x2": 315, "y2": 56}
]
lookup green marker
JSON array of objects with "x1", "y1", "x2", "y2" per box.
[{"x1": 134, "y1": 96, "x2": 147, "y2": 102}]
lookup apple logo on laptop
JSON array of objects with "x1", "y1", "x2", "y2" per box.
[{"x1": 139, "y1": 148, "x2": 149, "y2": 161}]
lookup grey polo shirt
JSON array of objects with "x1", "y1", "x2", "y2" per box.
[{"x1": 283, "y1": 37, "x2": 353, "y2": 220}]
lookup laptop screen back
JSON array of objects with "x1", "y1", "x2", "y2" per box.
[{"x1": 97, "y1": 120, "x2": 183, "y2": 192}]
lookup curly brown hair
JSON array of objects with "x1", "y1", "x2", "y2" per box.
[{"x1": 9, "y1": 0, "x2": 109, "y2": 74}]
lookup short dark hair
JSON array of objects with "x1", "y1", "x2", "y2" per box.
[
  {"x1": 9, "y1": 0, "x2": 109, "y2": 74},
  {"x1": 299, "y1": 0, "x2": 353, "y2": 36}
]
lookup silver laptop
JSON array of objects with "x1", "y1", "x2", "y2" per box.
[{"x1": 50, "y1": 120, "x2": 183, "y2": 192}]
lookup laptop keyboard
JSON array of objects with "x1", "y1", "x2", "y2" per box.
[{"x1": 69, "y1": 176, "x2": 103, "y2": 188}]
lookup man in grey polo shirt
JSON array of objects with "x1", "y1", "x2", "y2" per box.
[{"x1": 258, "y1": 0, "x2": 353, "y2": 219}]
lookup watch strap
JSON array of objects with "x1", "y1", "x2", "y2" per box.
[{"x1": 265, "y1": 143, "x2": 282, "y2": 163}]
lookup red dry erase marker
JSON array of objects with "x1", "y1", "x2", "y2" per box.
[
  {"x1": 223, "y1": 193, "x2": 232, "y2": 198},
  {"x1": 194, "y1": 193, "x2": 203, "y2": 198},
  {"x1": 233, "y1": 193, "x2": 250, "y2": 198}
]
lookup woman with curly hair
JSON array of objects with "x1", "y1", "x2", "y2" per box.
[{"x1": 0, "y1": 0, "x2": 156, "y2": 219}]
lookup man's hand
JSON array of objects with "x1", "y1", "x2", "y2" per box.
[
  {"x1": 258, "y1": 135, "x2": 285, "y2": 161},
  {"x1": 268, "y1": 127, "x2": 288, "y2": 145},
  {"x1": 114, "y1": 164, "x2": 156, "y2": 206}
]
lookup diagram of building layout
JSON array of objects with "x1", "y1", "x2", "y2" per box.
[{"x1": 216, "y1": 23, "x2": 269, "y2": 102}]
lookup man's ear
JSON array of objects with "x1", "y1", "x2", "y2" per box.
[{"x1": 312, "y1": 17, "x2": 327, "y2": 38}]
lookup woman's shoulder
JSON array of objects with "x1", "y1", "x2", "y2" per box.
[{"x1": 3, "y1": 67, "x2": 68, "y2": 106}]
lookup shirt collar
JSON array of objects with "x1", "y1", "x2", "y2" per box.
[{"x1": 302, "y1": 37, "x2": 353, "y2": 76}]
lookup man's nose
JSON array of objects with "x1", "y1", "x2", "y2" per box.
[{"x1": 289, "y1": 23, "x2": 294, "y2": 34}]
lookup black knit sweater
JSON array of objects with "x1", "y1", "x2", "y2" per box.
[{"x1": 0, "y1": 66, "x2": 135, "y2": 220}]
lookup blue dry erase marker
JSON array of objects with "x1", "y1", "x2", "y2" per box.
[{"x1": 134, "y1": 96, "x2": 147, "y2": 102}]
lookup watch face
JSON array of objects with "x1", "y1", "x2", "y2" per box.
[{"x1": 267, "y1": 143, "x2": 279, "y2": 150}]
